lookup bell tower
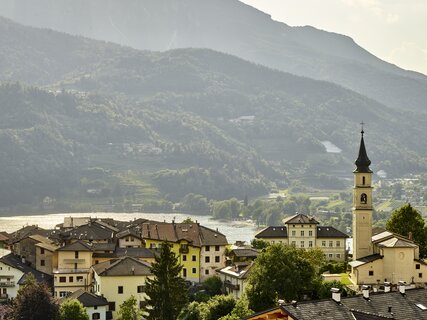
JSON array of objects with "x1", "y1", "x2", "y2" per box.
[{"x1": 352, "y1": 128, "x2": 373, "y2": 260}]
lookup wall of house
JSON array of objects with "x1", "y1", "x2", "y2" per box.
[
  {"x1": 35, "y1": 247, "x2": 56, "y2": 275},
  {"x1": 118, "y1": 236, "x2": 142, "y2": 248},
  {"x1": 57, "y1": 250, "x2": 92, "y2": 270},
  {"x1": 86, "y1": 305, "x2": 108, "y2": 320},
  {"x1": 287, "y1": 224, "x2": 316, "y2": 250},
  {"x1": 17, "y1": 238, "x2": 38, "y2": 267},
  {"x1": 217, "y1": 272, "x2": 246, "y2": 299},
  {"x1": 316, "y1": 237, "x2": 346, "y2": 261},
  {"x1": 53, "y1": 271, "x2": 91, "y2": 297},
  {"x1": 200, "y1": 245, "x2": 226, "y2": 281},
  {"x1": 0, "y1": 261, "x2": 24, "y2": 299},
  {"x1": 259, "y1": 237, "x2": 288, "y2": 245},
  {"x1": 382, "y1": 247, "x2": 426, "y2": 284},
  {"x1": 351, "y1": 259, "x2": 383, "y2": 285}
]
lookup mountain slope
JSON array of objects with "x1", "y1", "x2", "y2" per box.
[
  {"x1": 1, "y1": 0, "x2": 427, "y2": 113},
  {"x1": 0, "y1": 18, "x2": 426, "y2": 208}
]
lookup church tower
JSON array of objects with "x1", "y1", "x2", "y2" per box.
[{"x1": 352, "y1": 129, "x2": 373, "y2": 260}]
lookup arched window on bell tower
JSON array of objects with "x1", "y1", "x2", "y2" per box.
[{"x1": 361, "y1": 193, "x2": 367, "y2": 204}]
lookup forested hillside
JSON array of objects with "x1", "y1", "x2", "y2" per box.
[
  {"x1": 0, "y1": 18, "x2": 426, "y2": 210},
  {"x1": 1, "y1": 0, "x2": 427, "y2": 114}
]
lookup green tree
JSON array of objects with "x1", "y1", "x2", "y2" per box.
[
  {"x1": 59, "y1": 299, "x2": 89, "y2": 320},
  {"x1": 386, "y1": 203, "x2": 427, "y2": 258},
  {"x1": 117, "y1": 296, "x2": 141, "y2": 320},
  {"x1": 144, "y1": 241, "x2": 188, "y2": 320},
  {"x1": 314, "y1": 280, "x2": 355, "y2": 299},
  {"x1": 246, "y1": 244, "x2": 317, "y2": 312},
  {"x1": 250, "y1": 238, "x2": 269, "y2": 250},
  {"x1": 197, "y1": 295, "x2": 236, "y2": 320},
  {"x1": 218, "y1": 295, "x2": 253, "y2": 320},
  {"x1": 11, "y1": 273, "x2": 59, "y2": 320},
  {"x1": 202, "y1": 276, "x2": 223, "y2": 296}
]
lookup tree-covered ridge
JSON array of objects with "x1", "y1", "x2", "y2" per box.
[{"x1": 0, "y1": 18, "x2": 426, "y2": 209}]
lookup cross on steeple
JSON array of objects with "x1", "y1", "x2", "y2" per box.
[{"x1": 360, "y1": 121, "x2": 365, "y2": 135}]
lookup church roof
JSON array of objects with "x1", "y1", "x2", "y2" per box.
[
  {"x1": 284, "y1": 214, "x2": 319, "y2": 225},
  {"x1": 377, "y1": 237, "x2": 418, "y2": 248},
  {"x1": 349, "y1": 254, "x2": 383, "y2": 268},
  {"x1": 354, "y1": 130, "x2": 372, "y2": 173}
]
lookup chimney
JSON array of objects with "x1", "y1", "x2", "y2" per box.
[
  {"x1": 384, "y1": 282, "x2": 391, "y2": 293},
  {"x1": 408, "y1": 232, "x2": 413, "y2": 241},
  {"x1": 278, "y1": 299, "x2": 285, "y2": 306},
  {"x1": 291, "y1": 300, "x2": 298, "y2": 308},
  {"x1": 362, "y1": 285, "x2": 370, "y2": 299},
  {"x1": 398, "y1": 281, "x2": 406, "y2": 295},
  {"x1": 331, "y1": 288, "x2": 341, "y2": 303}
]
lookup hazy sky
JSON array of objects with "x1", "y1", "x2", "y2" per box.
[{"x1": 240, "y1": 0, "x2": 427, "y2": 75}]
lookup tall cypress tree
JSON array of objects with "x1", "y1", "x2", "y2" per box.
[{"x1": 144, "y1": 241, "x2": 188, "y2": 320}]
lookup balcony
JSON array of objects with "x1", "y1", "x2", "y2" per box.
[
  {"x1": 224, "y1": 280, "x2": 240, "y2": 291},
  {"x1": 53, "y1": 268, "x2": 90, "y2": 274},
  {"x1": 0, "y1": 281, "x2": 15, "y2": 287},
  {"x1": 0, "y1": 293, "x2": 8, "y2": 300},
  {"x1": 179, "y1": 246, "x2": 189, "y2": 254},
  {"x1": 63, "y1": 259, "x2": 86, "y2": 264}
]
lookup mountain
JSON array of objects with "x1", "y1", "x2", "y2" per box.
[
  {"x1": 1, "y1": 0, "x2": 427, "y2": 114},
  {"x1": 0, "y1": 18, "x2": 426, "y2": 209}
]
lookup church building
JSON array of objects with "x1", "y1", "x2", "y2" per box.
[{"x1": 349, "y1": 130, "x2": 427, "y2": 285}]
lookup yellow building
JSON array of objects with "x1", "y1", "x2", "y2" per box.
[
  {"x1": 255, "y1": 214, "x2": 348, "y2": 261},
  {"x1": 92, "y1": 256, "x2": 153, "y2": 319},
  {"x1": 53, "y1": 241, "x2": 93, "y2": 297},
  {"x1": 349, "y1": 130, "x2": 427, "y2": 286},
  {"x1": 140, "y1": 221, "x2": 228, "y2": 282}
]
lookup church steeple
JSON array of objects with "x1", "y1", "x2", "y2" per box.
[{"x1": 354, "y1": 130, "x2": 372, "y2": 173}]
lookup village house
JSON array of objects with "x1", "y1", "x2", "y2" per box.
[
  {"x1": 92, "y1": 256, "x2": 153, "y2": 319},
  {"x1": 64, "y1": 289, "x2": 110, "y2": 320},
  {"x1": 254, "y1": 213, "x2": 348, "y2": 261}
]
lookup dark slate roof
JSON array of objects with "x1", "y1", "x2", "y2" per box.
[
  {"x1": 358, "y1": 254, "x2": 383, "y2": 263},
  {"x1": 116, "y1": 228, "x2": 142, "y2": 239},
  {"x1": 140, "y1": 222, "x2": 227, "y2": 246},
  {"x1": 92, "y1": 256, "x2": 152, "y2": 277},
  {"x1": 351, "y1": 310, "x2": 393, "y2": 320},
  {"x1": 91, "y1": 242, "x2": 116, "y2": 252},
  {"x1": 230, "y1": 248, "x2": 260, "y2": 258},
  {"x1": 57, "y1": 240, "x2": 92, "y2": 251},
  {"x1": 343, "y1": 288, "x2": 427, "y2": 319},
  {"x1": 9, "y1": 225, "x2": 50, "y2": 243},
  {"x1": 115, "y1": 247, "x2": 156, "y2": 259},
  {"x1": 254, "y1": 226, "x2": 287, "y2": 238},
  {"x1": 283, "y1": 299, "x2": 355, "y2": 320},
  {"x1": 0, "y1": 253, "x2": 53, "y2": 286},
  {"x1": 284, "y1": 214, "x2": 319, "y2": 225},
  {"x1": 60, "y1": 221, "x2": 116, "y2": 241},
  {"x1": 354, "y1": 130, "x2": 372, "y2": 173},
  {"x1": 316, "y1": 226, "x2": 349, "y2": 238},
  {"x1": 67, "y1": 289, "x2": 108, "y2": 307}
]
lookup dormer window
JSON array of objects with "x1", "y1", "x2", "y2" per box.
[{"x1": 361, "y1": 193, "x2": 367, "y2": 204}]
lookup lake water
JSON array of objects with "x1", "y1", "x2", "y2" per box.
[{"x1": 0, "y1": 212, "x2": 258, "y2": 245}]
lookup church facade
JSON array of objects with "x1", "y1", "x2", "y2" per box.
[{"x1": 349, "y1": 130, "x2": 427, "y2": 285}]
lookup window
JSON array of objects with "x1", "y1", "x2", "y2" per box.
[
  {"x1": 291, "y1": 241, "x2": 296, "y2": 246},
  {"x1": 336, "y1": 241, "x2": 340, "y2": 247},
  {"x1": 309, "y1": 231, "x2": 313, "y2": 237},
  {"x1": 215, "y1": 256, "x2": 220, "y2": 263},
  {"x1": 150, "y1": 243, "x2": 156, "y2": 249},
  {"x1": 205, "y1": 269, "x2": 209, "y2": 275},
  {"x1": 40, "y1": 248, "x2": 45, "y2": 254},
  {"x1": 215, "y1": 245, "x2": 220, "y2": 251},
  {"x1": 95, "y1": 260, "x2": 99, "y2": 264},
  {"x1": 74, "y1": 263, "x2": 78, "y2": 270},
  {"x1": 125, "y1": 237, "x2": 129, "y2": 242},
  {"x1": 271, "y1": 240, "x2": 275, "y2": 244},
  {"x1": 301, "y1": 231, "x2": 304, "y2": 237},
  {"x1": 416, "y1": 264, "x2": 421, "y2": 269},
  {"x1": 69, "y1": 276, "x2": 73, "y2": 283},
  {"x1": 369, "y1": 271, "x2": 374, "y2": 276},
  {"x1": 192, "y1": 268, "x2": 197, "y2": 274},
  {"x1": 137, "y1": 285, "x2": 145, "y2": 293},
  {"x1": 322, "y1": 241, "x2": 326, "y2": 247},
  {"x1": 118, "y1": 286, "x2": 123, "y2": 294},
  {"x1": 328, "y1": 254, "x2": 333, "y2": 259},
  {"x1": 76, "y1": 276, "x2": 83, "y2": 282},
  {"x1": 361, "y1": 193, "x2": 367, "y2": 204},
  {"x1": 108, "y1": 302, "x2": 116, "y2": 311},
  {"x1": 92, "y1": 313, "x2": 100, "y2": 320},
  {"x1": 292, "y1": 231, "x2": 296, "y2": 236},
  {"x1": 205, "y1": 246, "x2": 210, "y2": 252},
  {"x1": 337, "y1": 254, "x2": 341, "y2": 259},
  {"x1": 94, "y1": 306, "x2": 97, "y2": 310},
  {"x1": 192, "y1": 255, "x2": 196, "y2": 262},
  {"x1": 183, "y1": 268, "x2": 187, "y2": 277},
  {"x1": 300, "y1": 241, "x2": 304, "y2": 248},
  {"x1": 40, "y1": 260, "x2": 45, "y2": 266},
  {"x1": 182, "y1": 255, "x2": 187, "y2": 261},
  {"x1": 205, "y1": 256, "x2": 210, "y2": 263},
  {"x1": 308, "y1": 241, "x2": 313, "y2": 248},
  {"x1": 329, "y1": 241, "x2": 333, "y2": 247},
  {"x1": 419, "y1": 273, "x2": 423, "y2": 278},
  {"x1": 59, "y1": 291, "x2": 68, "y2": 297},
  {"x1": 75, "y1": 251, "x2": 79, "y2": 259},
  {"x1": 139, "y1": 301, "x2": 148, "y2": 309},
  {"x1": 59, "y1": 277, "x2": 66, "y2": 283}
]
